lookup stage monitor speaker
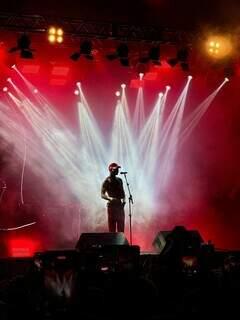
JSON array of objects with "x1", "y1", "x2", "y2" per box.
[
  {"x1": 76, "y1": 232, "x2": 129, "y2": 251},
  {"x1": 152, "y1": 226, "x2": 204, "y2": 255}
]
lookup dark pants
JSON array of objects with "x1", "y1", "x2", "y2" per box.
[{"x1": 107, "y1": 205, "x2": 125, "y2": 232}]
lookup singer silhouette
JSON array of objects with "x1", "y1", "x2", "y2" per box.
[{"x1": 101, "y1": 163, "x2": 126, "y2": 232}]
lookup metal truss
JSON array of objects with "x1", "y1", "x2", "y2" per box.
[{"x1": 0, "y1": 12, "x2": 194, "y2": 44}]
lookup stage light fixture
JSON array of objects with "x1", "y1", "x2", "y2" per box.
[
  {"x1": 33, "y1": 88, "x2": 38, "y2": 93},
  {"x1": 167, "y1": 57, "x2": 178, "y2": 67},
  {"x1": 178, "y1": 48, "x2": 189, "y2": 71},
  {"x1": 121, "y1": 83, "x2": 126, "y2": 89},
  {"x1": 177, "y1": 48, "x2": 188, "y2": 61},
  {"x1": 70, "y1": 40, "x2": 94, "y2": 61},
  {"x1": 148, "y1": 46, "x2": 161, "y2": 65},
  {"x1": 57, "y1": 29, "x2": 63, "y2": 36},
  {"x1": 70, "y1": 52, "x2": 80, "y2": 61},
  {"x1": 80, "y1": 40, "x2": 93, "y2": 58},
  {"x1": 166, "y1": 85, "x2": 171, "y2": 90},
  {"x1": 49, "y1": 27, "x2": 56, "y2": 34},
  {"x1": 206, "y1": 36, "x2": 233, "y2": 59},
  {"x1": 139, "y1": 73, "x2": 144, "y2": 80},
  {"x1": 180, "y1": 62, "x2": 189, "y2": 71},
  {"x1": 138, "y1": 45, "x2": 161, "y2": 66},
  {"x1": 167, "y1": 48, "x2": 189, "y2": 71},
  {"x1": 115, "y1": 91, "x2": 120, "y2": 97},
  {"x1": 48, "y1": 35, "x2": 55, "y2": 43},
  {"x1": 224, "y1": 77, "x2": 229, "y2": 82},
  {"x1": 106, "y1": 43, "x2": 129, "y2": 66},
  {"x1": 48, "y1": 27, "x2": 64, "y2": 44},
  {"x1": 56, "y1": 36, "x2": 63, "y2": 44},
  {"x1": 74, "y1": 90, "x2": 79, "y2": 95},
  {"x1": 9, "y1": 34, "x2": 34, "y2": 59},
  {"x1": 3, "y1": 87, "x2": 8, "y2": 92}
]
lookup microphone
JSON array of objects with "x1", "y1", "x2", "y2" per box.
[{"x1": 120, "y1": 171, "x2": 128, "y2": 174}]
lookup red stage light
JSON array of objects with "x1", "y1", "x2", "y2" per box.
[
  {"x1": 21, "y1": 64, "x2": 40, "y2": 74},
  {"x1": 52, "y1": 66, "x2": 70, "y2": 76},
  {"x1": 8, "y1": 237, "x2": 41, "y2": 257},
  {"x1": 144, "y1": 72, "x2": 158, "y2": 80},
  {"x1": 49, "y1": 78, "x2": 67, "y2": 86}
]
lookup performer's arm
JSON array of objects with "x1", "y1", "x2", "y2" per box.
[{"x1": 101, "y1": 182, "x2": 113, "y2": 201}]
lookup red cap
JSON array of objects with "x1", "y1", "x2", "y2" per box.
[{"x1": 108, "y1": 162, "x2": 121, "y2": 172}]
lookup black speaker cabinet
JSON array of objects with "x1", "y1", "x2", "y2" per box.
[
  {"x1": 152, "y1": 226, "x2": 204, "y2": 254},
  {"x1": 76, "y1": 232, "x2": 129, "y2": 251}
]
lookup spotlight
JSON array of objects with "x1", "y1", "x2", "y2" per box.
[
  {"x1": 80, "y1": 40, "x2": 93, "y2": 59},
  {"x1": 188, "y1": 75, "x2": 193, "y2": 80},
  {"x1": 159, "y1": 92, "x2": 163, "y2": 97},
  {"x1": 167, "y1": 48, "x2": 189, "y2": 71},
  {"x1": 49, "y1": 27, "x2": 56, "y2": 34},
  {"x1": 57, "y1": 29, "x2": 63, "y2": 36},
  {"x1": 70, "y1": 52, "x2": 81, "y2": 61},
  {"x1": 76, "y1": 82, "x2": 81, "y2": 86},
  {"x1": 224, "y1": 77, "x2": 229, "y2": 82},
  {"x1": 70, "y1": 40, "x2": 94, "y2": 61},
  {"x1": 56, "y1": 36, "x2": 63, "y2": 44},
  {"x1": 206, "y1": 36, "x2": 232, "y2": 59},
  {"x1": 115, "y1": 91, "x2": 121, "y2": 97},
  {"x1": 9, "y1": 34, "x2": 34, "y2": 59},
  {"x1": 20, "y1": 50, "x2": 34, "y2": 59},
  {"x1": 167, "y1": 58, "x2": 178, "y2": 67},
  {"x1": 33, "y1": 88, "x2": 38, "y2": 93},
  {"x1": 106, "y1": 43, "x2": 129, "y2": 66},
  {"x1": 117, "y1": 44, "x2": 128, "y2": 56},
  {"x1": 6, "y1": 77, "x2": 11, "y2": 82},
  {"x1": 166, "y1": 85, "x2": 171, "y2": 90},
  {"x1": 177, "y1": 48, "x2": 188, "y2": 62},
  {"x1": 74, "y1": 90, "x2": 79, "y2": 95},
  {"x1": 119, "y1": 58, "x2": 129, "y2": 67},
  {"x1": 121, "y1": 83, "x2": 126, "y2": 89},
  {"x1": 11, "y1": 64, "x2": 16, "y2": 69},
  {"x1": 180, "y1": 62, "x2": 189, "y2": 71},
  {"x1": 139, "y1": 73, "x2": 144, "y2": 80},
  {"x1": 3, "y1": 87, "x2": 8, "y2": 92},
  {"x1": 148, "y1": 46, "x2": 161, "y2": 65},
  {"x1": 48, "y1": 35, "x2": 56, "y2": 43},
  {"x1": 48, "y1": 27, "x2": 64, "y2": 44}
]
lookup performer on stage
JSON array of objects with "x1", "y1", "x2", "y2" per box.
[{"x1": 101, "y1": 163, "x2": 126, "y2": 232}]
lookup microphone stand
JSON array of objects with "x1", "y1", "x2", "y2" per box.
[{"x1": 121, "y1": 173, "x2": 133, "y2": 245}]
